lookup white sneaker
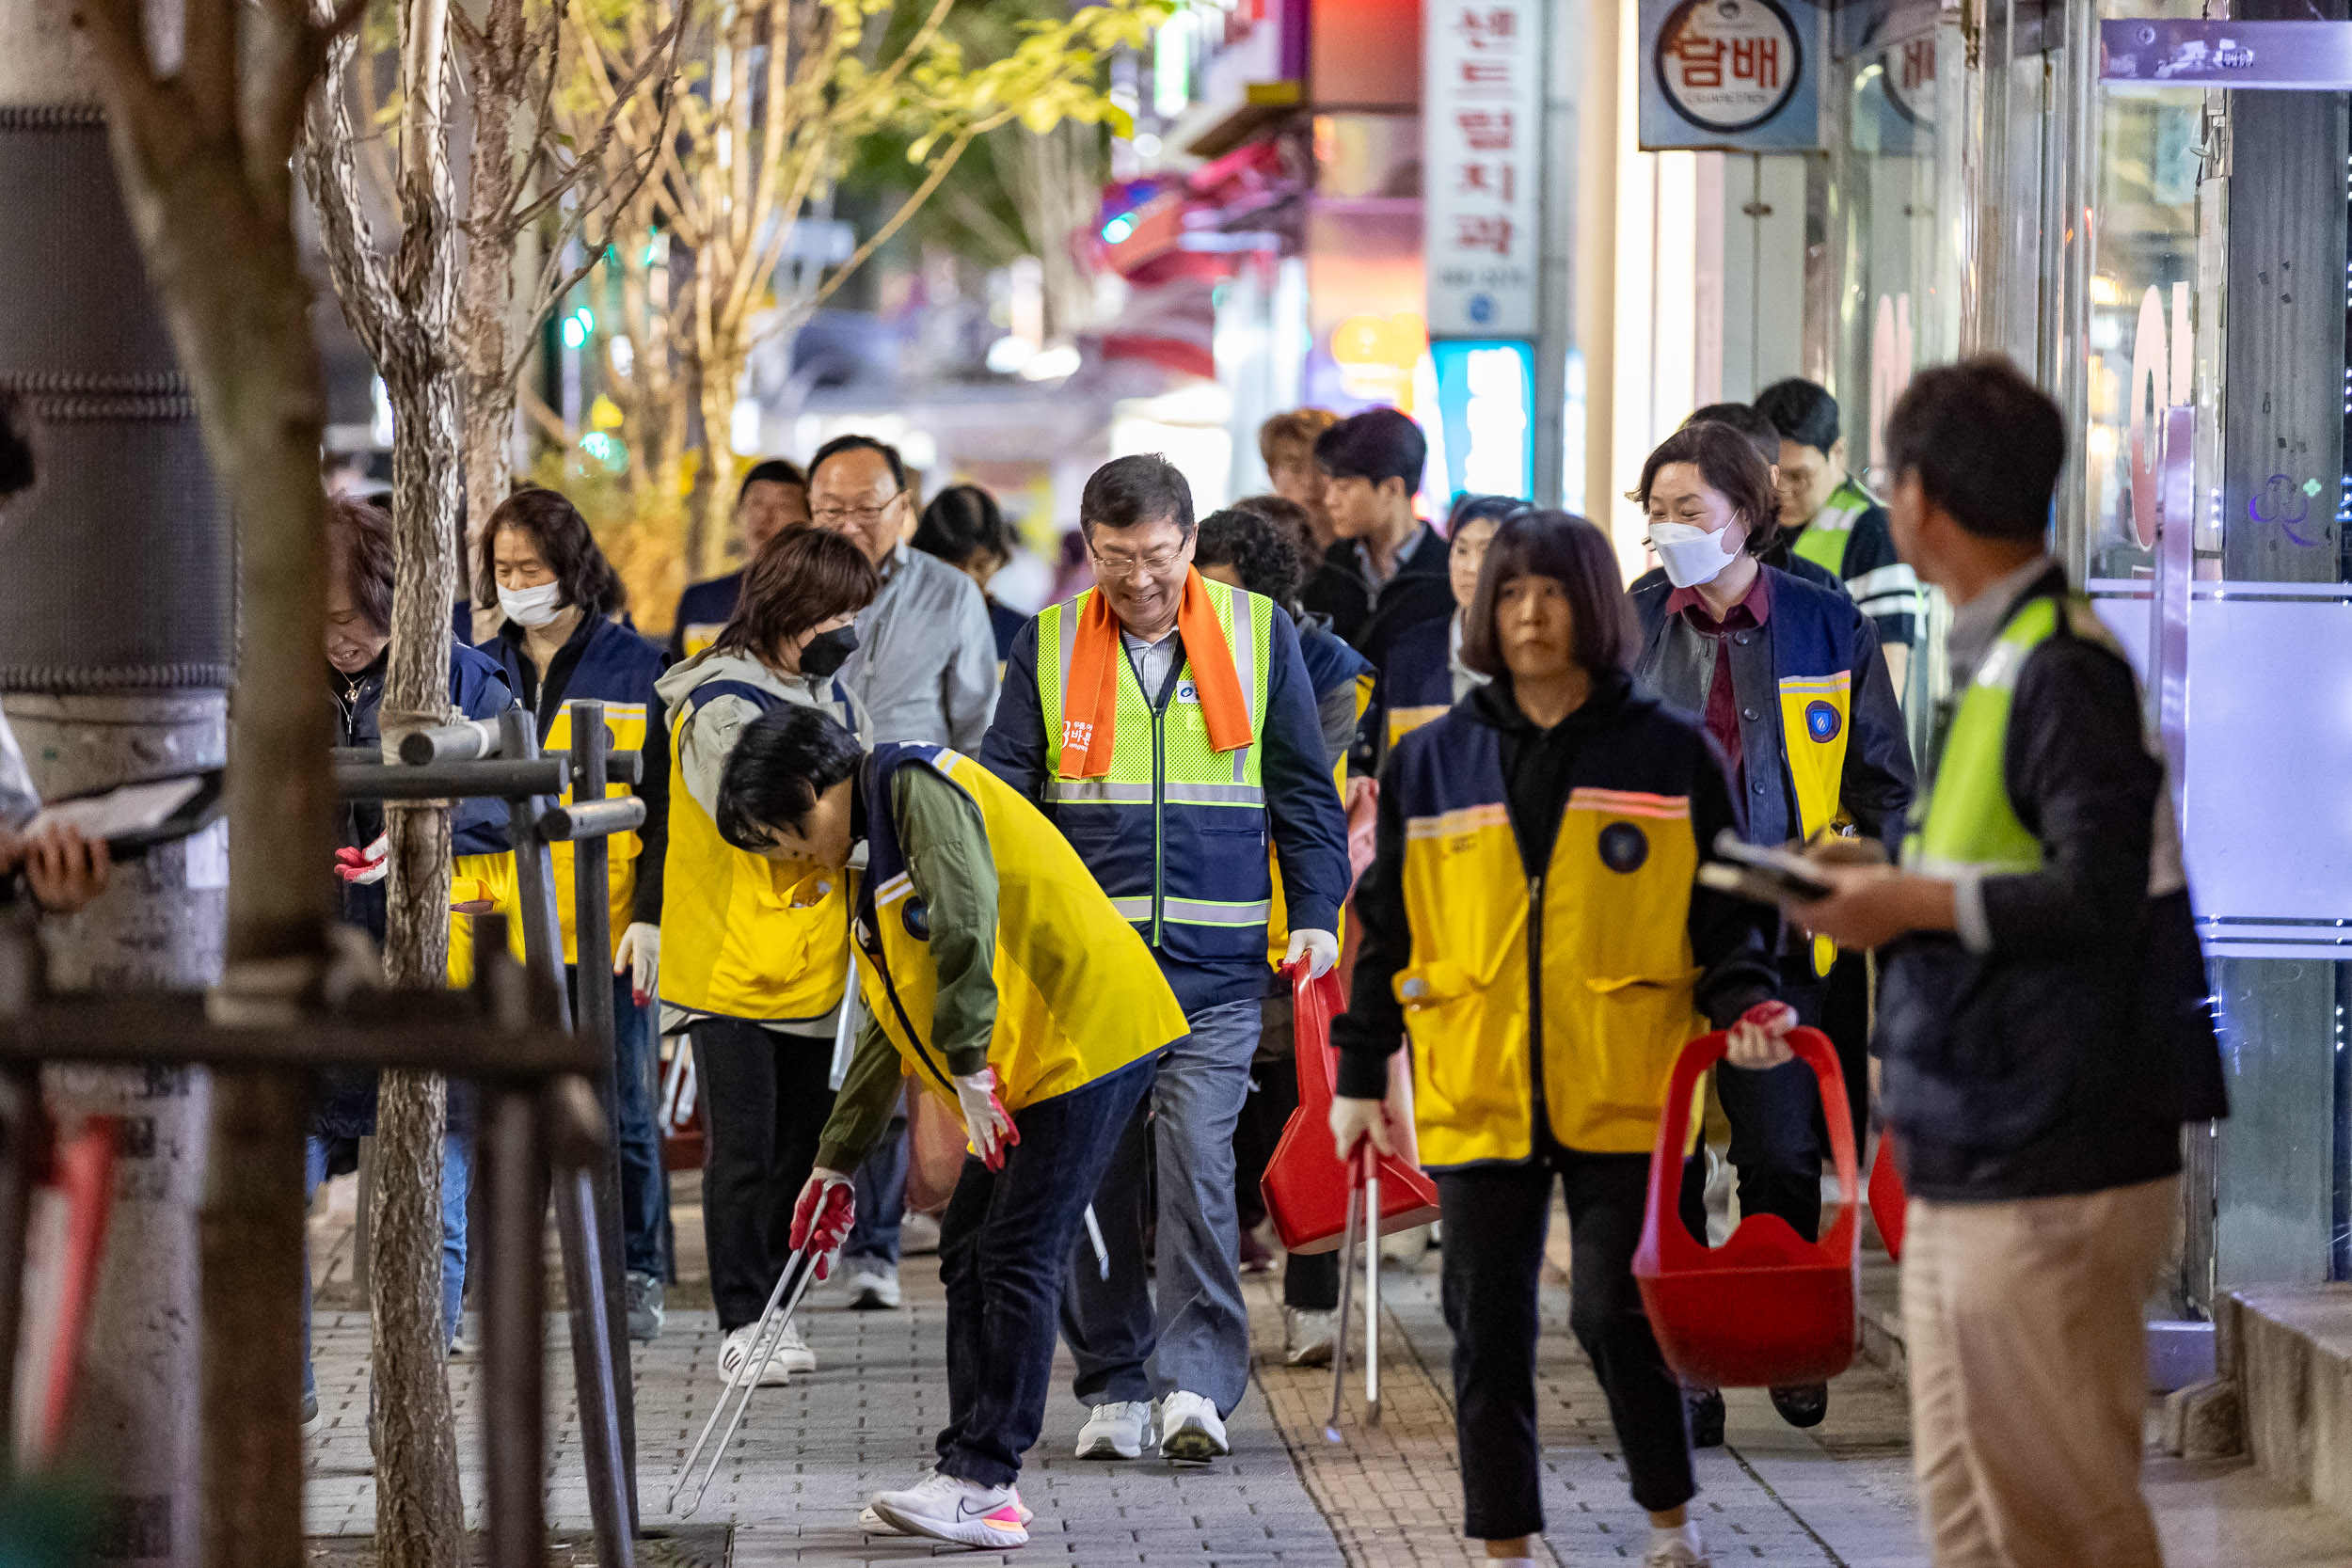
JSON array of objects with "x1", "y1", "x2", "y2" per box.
[
  {"x1": 1074, "y1": 1400, "x2": 1153, "y2": 1460},
  {"x1": 861, "y1": 1486, "x2": 1030, "y2": 1534},
  {"x1": 1283, "y1": 1307, "x2": 1337, "y2": 1368},
  {"x1": 1644, "y1": 1537, "x2": 1712, "y2": 1566},
  {"x1": 717, "y1": 1324, "x2": 789, "y2": 1387},
  {"x1": 866, "y1": 1470, "x2": 1028, "y2": 1548},
  {"x1": 845, "y1": 1261, "x2": 901, "y2": 1310},
  {"x1": 1157, "y1": 1390, "x2": 1229, "y2": 1461},
  {"x1": 771, "y1": 1319, "x2": 818, "y2": 1374},
  {"x1": 900, "y1": 1211, "x2": 942, "y2": 1256}
]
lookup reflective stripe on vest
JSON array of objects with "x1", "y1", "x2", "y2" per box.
[
  {"x1": 1033, "y1": 580, "x2": 1276, "y2": 944},
  {"x1": 1904, "y1": 596, "x2": 2058, "y2": 879},
  {"x1": 853, "y1": 745, "x2": 1187, "y2": 1114}
]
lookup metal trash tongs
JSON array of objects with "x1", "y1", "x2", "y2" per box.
[
  {"x1": 1324, "y1": 1144, "x2": 1381, "y2": 1441},
  {"x1": 668, "y1": 1240, "x2": 822, "y2": 1516}
]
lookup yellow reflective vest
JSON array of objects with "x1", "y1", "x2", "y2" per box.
[
  {"x1": 854, "y1": 744, "x2": 1185, "y2": 1113},
  {"x1": 660, "y1": 669, "x2": 854, "y2": 1023},
  {"x1": 1385, "y1": 701, "x2": 1718, "y2": 1164}
]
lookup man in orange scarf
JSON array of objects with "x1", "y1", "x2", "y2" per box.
[{"x1": 980, "y1": 455, "x2": 1352, "y2": 1466}]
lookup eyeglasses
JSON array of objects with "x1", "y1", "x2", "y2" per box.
[
  {"x1": 1090, "y1": 546, "x2": 1186, "y2": 579},
  {"x1": 811, "y1": 492, "x2": 903, "y2": 528}
]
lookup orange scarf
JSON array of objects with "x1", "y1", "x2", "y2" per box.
[{"x1": 1057, "y1": 567, "x2": 1252, "y2": 779}]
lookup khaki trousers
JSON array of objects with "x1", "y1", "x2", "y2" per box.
[{"x1": 1902, "y1": 1176, "x2": 2176, "y2": 1568}]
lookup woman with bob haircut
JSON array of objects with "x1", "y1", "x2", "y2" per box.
[
  {"x1": 1325, "y1": 509, "x2": 1793, "y2": 1568},
  {"x1": 654, "y1": 526, "x2": 881, "y2": 1386},
  {"x1": 473, "y1": 483, "x2": 675, "y2": 1339}
]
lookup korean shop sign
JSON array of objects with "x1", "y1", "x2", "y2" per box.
[
  {"x1": 1424, "y1": 2, "x2": 1545, "y2": 339},
  {"x1": 1639, "y1": 0, "x2": 1826, "y2": 152}
]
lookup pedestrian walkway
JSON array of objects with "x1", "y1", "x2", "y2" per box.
[{"x1": 303, "y1": 1179, "x2": 2352, "y2": 1565}]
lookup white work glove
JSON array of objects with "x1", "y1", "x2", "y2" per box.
[
  {"x1": 951, "y1": 1066, "x2": 1021, "y2": 1171},
  {"x1": 1284, "y1": 927, "x2": 1340, "y2": 980},
  {"x1": 334, "y1": 832, "x2": 388, "y2": 886},
  {"x1": 613, "y1": 921, "x2": 660, "y2": 1006},
  {"x1": 1328, "y1": 1094, "x2": 1394, "y2": 1162},
  {"x1": 788, "y1": 1166, "x2": 855, "y2": 1280}
]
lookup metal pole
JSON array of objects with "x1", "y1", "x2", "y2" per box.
[
  {"x1": 552, "y1": 1168, "x2": 633, "y2": 1566},
  {"x1": 566, "y1": 700, "x2": 638, "y2": 1528},
  {"x1": 500, "y1": 709, "x2": 571, "y2": 1031},
  {"x1": 0, "y1": 1058, "x2": 38, "y2": 1474},
  {"x1": 479, "y1": 1085, "x2": 546, "y2": 1568}
]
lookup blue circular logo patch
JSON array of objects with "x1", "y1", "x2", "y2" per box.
[
  {"x1": 902, "y1": 900, "x2": 930, "y2": 941},
  {"x1": 1805, "y1": 701, "x2": 1842, "y2": 742},
  {"x1": 1597, "y1": 822, "x2": 1649, "y2": 874}
]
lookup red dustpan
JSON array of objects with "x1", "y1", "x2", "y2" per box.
[
  {"x1": 1262, "y1": 964, "x2": 1439, "y2": 1256},
  {"x1": 1632, "y1": 1027, "x2": 1858, "y2": 1387}
]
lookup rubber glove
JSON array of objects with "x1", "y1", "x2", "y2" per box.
[
  {"x1": 1327, "y1": 1094, "x2": 1394, "y2": 1161},
  {"x1": 1283, "y1": 927, "x2": 1340, "y2": 981},
  {"x1": 334, "y1": 832, "x2": 388, "y2": 886},
  {"x1": 1724, "y1": 1000, "x2": 1799, "y2": 1070},
  {"x1": 951, "y1": 1066, "x2": 1021, "y2": 1171},
  {"x1": 613, "y1": 921, "x2": 660, "y2": 1006},
  {"x1": 788, "y1": 1167, "x2": 855, "y2": 1279}
]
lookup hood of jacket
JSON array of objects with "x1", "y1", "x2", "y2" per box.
[{"x1": 654, "y1": 644, "x2": 832, "y2": 713}]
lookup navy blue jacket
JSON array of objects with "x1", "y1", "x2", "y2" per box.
[
  {"x1": 481, "y1": 612, "x2": 674, "y2": 926},
  {"x1": 321, "y1": 642, "x2": 515, "y2": 1139},
  {"x1": 667, "y1": 572, "x2": 743, "y2": 660},
  {"x1": 978, "y1": 603, "x2": 1353, "y2": 1015},
  {"x1": 1629, "y1": 566, "x2": 1915, "y2": 858}
]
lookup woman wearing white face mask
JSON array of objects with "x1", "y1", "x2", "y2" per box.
[
  {"x1": 1625, "y1": 422, "x2": 1916, "y2": 1442},
  {"x1": 474, "y1": 484, "x2": 676, "y2": 1340}
]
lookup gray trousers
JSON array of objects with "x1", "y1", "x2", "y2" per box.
[{"x1": 1059, "y1": 996, "x2": 1263, "y2": 1417}]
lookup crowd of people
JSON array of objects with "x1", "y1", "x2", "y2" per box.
[{"x1": 105, "y1": 356, "x2": 2209, "y2": 1567}]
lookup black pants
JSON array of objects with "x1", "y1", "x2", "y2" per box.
[
  {"x1": 691, "y1": 1018, "x2": 837, "y2": 1331},
  {"x1": 1440, "y1": 1148, "x2": 1695, "y2": 1538},
  {"x1": 1231, "y1": 997, "x2": 1340, "y2": 1310},
  {"x1": 1677, "y1": 966, "x2": 1827, "y2": 1247},
  {"x1": 936, "y1": 1059, "x2": 1157, "y2": 1488}
]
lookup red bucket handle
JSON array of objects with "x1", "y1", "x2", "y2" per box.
[
  {"x1": 1289, "y1": 960, "x2": 1345, "y2": 1103},
  {"x1": 1637, "y1": 1026, "x2": 1859, "y2": 1272}
]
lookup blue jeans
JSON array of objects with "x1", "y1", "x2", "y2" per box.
[
  {"x1": 936, "y1": 1058, "x2": 1156, "y2": 1488},
  {"x1": 302, "y1": 1128, "x2": 472, "y2": 1400},
  {"x1": 844, "y1": 1110, "x2": 908, "y2": 1268},
  {"x1": 1059, "y1": 996, "x2": 1262, "y2": 1417},
  {"x1": 582, "y1": 966, "x2": 665, "y2": 1278}
]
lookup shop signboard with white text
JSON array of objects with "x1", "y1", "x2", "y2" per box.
[
  {"x1": 1638, "y1": 0, "x2": 1827, "y2": 152},
  {"x1": 1422, "y1": 1, "x2": 1544, "y2": 339}
]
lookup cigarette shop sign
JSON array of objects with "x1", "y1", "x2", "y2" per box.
[{"x1": 1639, "y1": 0, "x2": 1826, "y2": 152}]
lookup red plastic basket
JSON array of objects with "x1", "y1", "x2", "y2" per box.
[
  {"x1": 1261, "y1": 964, "x2": 1439, "y2": 1257},
  {"x1": 1632, "y1": 1027, "x2": 1858, "y2": 1388}
]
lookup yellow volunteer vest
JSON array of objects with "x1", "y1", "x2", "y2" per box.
[
  {"x1": 1394, "y1": 781, "x2": 1703, "y2": 1164},
  {"x1": 855, "y1": 747, "x2": 1185, "y2": 1114},
  {"x1": 660, "y1": 688, "x2": 852, "y2": 1023},
  {"x1": 1775, "y1": 672, "x2": 1852, "y2": 975}
]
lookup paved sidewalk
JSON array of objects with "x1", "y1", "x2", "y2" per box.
[{"x1": 304, "y1": 1178, "x2": 2351, "y2": 1566}]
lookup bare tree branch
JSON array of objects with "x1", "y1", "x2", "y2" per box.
[{"x1": 303, "y1": 26, "x2": 398, "y2": 361}]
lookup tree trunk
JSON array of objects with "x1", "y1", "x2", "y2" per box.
[
  {"x1": 691, "y1": 352, "x2": 740, "y2": 583},
  {"x1": 457, "y1": 0, "x2": 522, "y2": 635},
  {"x1": 373, "y1": 353, "x2": 467, "y2": 1568}
]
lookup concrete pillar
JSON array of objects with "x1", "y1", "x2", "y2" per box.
[{"x1": 0, "y1": 8, "x2": 232, "y2": 1564}]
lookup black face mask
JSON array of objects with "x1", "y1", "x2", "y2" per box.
[{"x1": 798, "y1": 624, "x2": 859, "y2": 678}]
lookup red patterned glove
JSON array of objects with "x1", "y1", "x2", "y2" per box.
[{"x1": 788, "y1": 1167, "x2": 855, "y2": 1279}]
